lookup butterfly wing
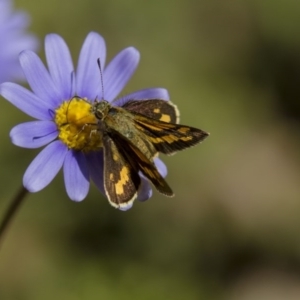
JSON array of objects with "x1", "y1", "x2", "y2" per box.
[
  {"x1": 134, "y1": 117, "x2": 208, "y2": 155},
  {"x1": 122, "y1": 99, "x2": 208, "y2": 155},
  {"x1": 102, "y1": 133, "x2": 141, "y2": 209},
  {"x1": 109, "y1": 130, "x2": 174, "y2": 197},
  {"x1": 122, "y1": 99, "x2": 180, "y2": 124}
]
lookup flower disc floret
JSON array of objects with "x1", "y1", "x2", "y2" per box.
[{"x1": 55, "y1": 97, "x2": 102, "y2": 152}]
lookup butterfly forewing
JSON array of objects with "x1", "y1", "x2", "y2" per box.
[
  {"x1": 132, "y1": 115, "x2": 208, "y2": 155},
  {"x1": 102, "y1": 133, "x2": 141, "y2": 209},
  {"x1": 110, "y1": 130, "x2": 174, "y2": 197}
]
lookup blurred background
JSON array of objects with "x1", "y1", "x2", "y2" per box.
[{"x1": 1, "y1": 0, "x2": 300, "y2": 299}]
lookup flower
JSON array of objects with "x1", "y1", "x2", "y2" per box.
[
  {"x1": 0, "y1": 32, "x2": 170, "y2": 211},
  {"x1": 0, "y1": 0, "x2": 38, "y2": 83}
]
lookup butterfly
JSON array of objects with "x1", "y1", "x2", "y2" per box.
[{"x1": 90, "y1": 98, "x2": 209, "y2": 210}]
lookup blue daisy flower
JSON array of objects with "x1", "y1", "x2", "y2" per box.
[
  {"x1": 0, "y1": 32, "x2": 170, "y2": 210},
  {"x1": 0, "y1": 0, "x2": 38, "y2": 83}
]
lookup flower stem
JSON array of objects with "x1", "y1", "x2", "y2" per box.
[{"x1": 0, "y1": 186, "x2": 28, "y2": 246}]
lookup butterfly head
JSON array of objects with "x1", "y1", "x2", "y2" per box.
[{"x1": 92, "y1": 100, "x2": 110, "y2": 121}]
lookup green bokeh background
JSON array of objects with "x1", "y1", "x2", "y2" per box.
[{"x1": 2, "y1": 0, "x2": 300, "y2": 299}]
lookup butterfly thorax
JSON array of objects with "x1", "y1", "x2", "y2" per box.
[{"x1": 92, "y1": 100, "x2": 158, "y2": 160}]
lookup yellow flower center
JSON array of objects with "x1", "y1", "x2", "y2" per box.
[{"x1": 55, "y1": 97, "x2": 102, "y2": 152}]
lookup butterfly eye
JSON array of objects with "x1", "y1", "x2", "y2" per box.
[
  {"x1": 95, "y1": 109, "x2": 104, "y2": 120},
  {"x1": 93, "y1": 101, "x2": 109, "y2": 120}
]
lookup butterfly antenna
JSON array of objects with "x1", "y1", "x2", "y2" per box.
[{"x1": 97, "y1": 58, "x2": 105, "y2": 101}]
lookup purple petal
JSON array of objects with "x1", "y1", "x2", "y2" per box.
[
  {"x1": 104, "y1": 47, "x2": 140, "y2": 101},
  {"x1": 10, "y1": 121, "x2": 57, "y2": 148},
  {"x1": 19, "y1": 50, "x2": 62, "y2": 108},
  {"x1": 76, "y1": 32, "x2": 106, "y2": 99},
  {"x1": 0, "y1": 34, "x2": 39, "y2": 82},
  {"x1": 45, "y1": 34, "x2": 74, "y2": 100},
  {"x1": 114, "y1": 88, "x2": 170, "y2": 107},
  {"x1": 1, "y1": 11, "x2": 29, "y2": 30},
  {"x1": 23, "y1": 140, "x2": 67, "y2": 192},
  {"x1": 137, "y1": 177, "x2": 153, "y2": 202},
  {"x1": 4, "y1": 34, "x2": 39, "y2": 60},
  {"x1": 0, "y1": 82, "x2": 53, "y2": 120},
  {"x1": 85, "y1": 150, "x2": 105, "y2": 195},
  {"x1": 0, "y1": 0, "x2": 11, "y2": 20},
  {"x1": 118, "y1": 203, "x2": 133, "y2": 211},
  {"x1": 154, "y1": 157, "x2": 168, "y2": 177},
  {"x1": 63, "y1": 150, "x2": 90, "y2": 202}
]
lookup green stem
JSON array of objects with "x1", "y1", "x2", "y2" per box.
[{"x1": 0, "y1": 186, "x2": 28, "y2": 246}]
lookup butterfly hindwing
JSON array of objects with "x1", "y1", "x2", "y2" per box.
[
  {"x1": 121, "y1": 99, "x2": 208, "y2": 155},
  {"x1": 122, "y1": 99, "x2": 179, "y2": 124}
]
